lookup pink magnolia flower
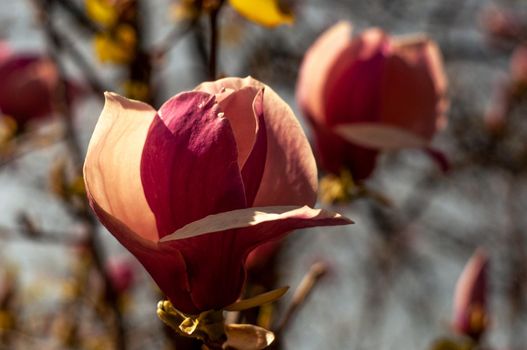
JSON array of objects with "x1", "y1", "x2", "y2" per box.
[
  {"x1": 106, "y1": 256, "x2": 136, "y2": 295},
  {"x1": 297, "y1": 22, "x2": 447, "y2": 179},
  {"x1": 84, "y1": 77, "x2": 352, "y2": 314},
  {"x1": 510, "y1": 44, "x2": 527, "y2": 84},
  {"x1": 452, "y1": 249, "x2": 488, "y2": 340},
  {"x1": 0, "y1": 47, "x2": 77, "y2": 125},
  {"x1": 480, "y1": 6, "x2": 527, "y2": 44}
]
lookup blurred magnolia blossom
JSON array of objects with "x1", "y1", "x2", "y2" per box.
[
  {"x1": 83, "y1": 76, "x2": 351, "y2": 315},
  {"x1": 480, "y1": 5, "x2": 527, "y2": 45},
  {"x1": 297, "y1": 22, "x2": 448, "y2": 181},
  {"x1": 452, "y1": 249, "x2": 488, "y2": 341},
  {"x1": 0, "y1": 44, "x2": 77, "y2": 128},
  {"x1": 105, "y1": 256, "x2": 137, "y2": 295},
  {"x1": 510, "y1": 45, "x2": 527, "y2": 85},
  {"x1": 484, "y1": 44, "x2": 527, "y2": 132}
]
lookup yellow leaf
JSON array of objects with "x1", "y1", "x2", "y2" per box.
[
  {"x1": 224, "y1": 324, "x2": 275, "y2": 350},
  {"x1": 93, "y1": 25, "x2": 136, "y2": 64},
  {"x1": 85, "y1": 0, "x2": 119, "y2": 27},
  {"x1": 224, "y1": 286, "x2": 289, "y2": 312},
  {"x1": 229, "y1": 0, "x2": 293, "y2": 28}
]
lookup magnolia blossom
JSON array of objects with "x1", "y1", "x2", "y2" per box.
[
  {"x1": 84, "y1": 77, "x2": 351, "y2": 314},
  {"x1": 106, "y1": 256, "x2": 136, "y2": 295},
  {"x1": 510, "y1": 45, "x2": 527, "y2": 84},
  {"x1": 297, "y1": 22, "x2": 447, "y2": 179},
  {"x1": 0, "y1": 48, "x2": 72, "y2": 125},
  {"x1": 452, "y1": 249, "x2": 488, "y2": 340}
]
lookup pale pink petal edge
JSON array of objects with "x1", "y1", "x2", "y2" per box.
[
  {"x1": 334, "y1": 123, "x2": 429, "y2": 150},
  {"x1": 83, "y1": 92, "x2": 158, "y2": 242},
  {"x1": 160, "y1": 205, "x2": 353, "y2": 242}
]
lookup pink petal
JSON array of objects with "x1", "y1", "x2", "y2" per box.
[
  {"x1": 89, "y1": 199, "x2": 197, "y2": 313},
  {"x1": 84, "y1": 92, "x2": 158, "y2": 242},
  {"x1": 140, "y1": 91, "x2": 247, "y2": 238},
  {"x1": 380, "y1": 36, "x2": 447, "y2": 140},
  {"x1": 334, "y1": 123, "x2": 428, "y2": 150},
  {"x1": 194, "y1": 81, "x2": 268, "y2": 205},
  {"x1": 198, "y1": 77, "x2": 318, "y2": 207},
  {"x1": 309, "y1": 120, "x2": 378, "y2": 179},
  {"x1": 161, "y1": 205, "x2": 352, "y2": 242},
  {"x1": 241, "y1": 89, "x2": 267, "y2": 206},
  {"x1": 159, "y1": 205, "x2": 352, "y2": 311},
  {"x1": 245, "y1": 239, "x2": 282, "y2": 273},
  {"x1": 0, "y1": 42, "x2": 11, "y2": 63},
  {"x1": 213, "y1": 86, "x2": 260, "y2": 168},
  {"x1": 254, "y1": 84, "x2": 318, "y2": 207},
  {"x1": 297, "y1": 21, "x2": 355, "y2": 125},
  {"x1": 324, "y1": 28, "x2": 389, "y2": 126},
  {"x1": 297, "y1": 23, "x2": 388, "y2": 127},
  {"x1": 510, "y1": 44, "x2": 527, "y2": 83},
  {"x1": 453, "y1": 248, "x2": 488, "y2": 337}
]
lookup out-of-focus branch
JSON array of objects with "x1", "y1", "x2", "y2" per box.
[
  {"x1": 208, "y1": 1, "x2": 224, "y2": 80},
  {"x1": 29, "y1": 1, "x2": 127, "y2": 349},
  {"x1": 49, "y1": 24, "x2": 110, "y2": 97},
  {"x1": 151, "y1": 20, "x2": 197, "y2": 63},
  {"x1": 0, "y1": 130, "x2": 63, "y2": 168},
  {"x1": 0, "y1": 224, "x2": 80, "y2": 245},
  {"x1": 275, "y1": 261, "x2": 327, "y2": 337},
  {"x1": 55, "y1": 0, "x2": 103, "y2": 35}
]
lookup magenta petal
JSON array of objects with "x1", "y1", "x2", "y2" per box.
[
  {"x1": 453, "y1": 249, "x2": 488, "y2": 338},
  {"x1": 324, "y1": 29, "x2": 389, "y2": 126},
  {"x1": 241, "y1": 89, "x2": 267, "y2": 206},
  {"x1": 309, "y1": 118, "x2": 378, "y2": 180},
  {"x1": 89, "y1": 199, "x2": 198, "y2": 313},
  {"x1": 215, "y1": 86, "x2": 259, "y2": 168},
  {"x1": 160, "y1": 206, "x2": 352, "y2": 311},
  {"x1": 162, "y1": 232, "x2": 246, "y2": 312},
  {"x1": 140, "y1": 91, "x2": 247, "y2": 238}
]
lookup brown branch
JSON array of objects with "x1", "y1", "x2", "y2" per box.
[
  {"x1": 208, "y1": 1, "x2": 225, "y2": 80},
  {"x1": 275, "y1": 261, "x2": 327, "y2": 336},
  {"x1": 29, "y1": 1, "x2": 127, "y2": 348}
]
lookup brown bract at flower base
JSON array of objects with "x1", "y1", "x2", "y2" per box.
[
  {"x1": 296, "y1": 22, "x2": 448, "y2": 180},
  {"x1": 83, "y1": 76, "x2": 352, "y2": 315}
]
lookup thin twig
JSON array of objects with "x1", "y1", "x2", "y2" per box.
[
  {"x1": 275, "y1": 261, "x2": 328, "y2": 336},
  {"x1": 54, "y1": 0, "x2": 102, "y2": 35},
  {"x1": 208, "y1": 1, "x2": 225, "y2": 80},
  {"x1": 151, "y1": 20, "x2": 197, "y2": 63},
  {"x1": 30, "y1": 1, "x2": 127, "y2": 348},
  {"x1": 50, "y1": 25, "x2": 110, "y2": 96},
  {"x1": 0, "y1": 131, "x2": 63, "y2": 168},
  {"x1": 0, "y1": 224, "x2": 81, "y2": 245}
]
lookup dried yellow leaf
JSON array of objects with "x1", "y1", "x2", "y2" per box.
[
  {"x1": 229, "y1": 0, "x2": 293, "y2": 28},
  {"x1": 224, "y1": 286, "x2": 288, "y2": 311},
  {"x1": 223, "y1": 324, "x2": 274, "y2": 350}
]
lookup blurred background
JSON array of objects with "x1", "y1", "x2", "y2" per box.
[{"x1": 0, "y1": 0, "x2": 526, "y2": 349}]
